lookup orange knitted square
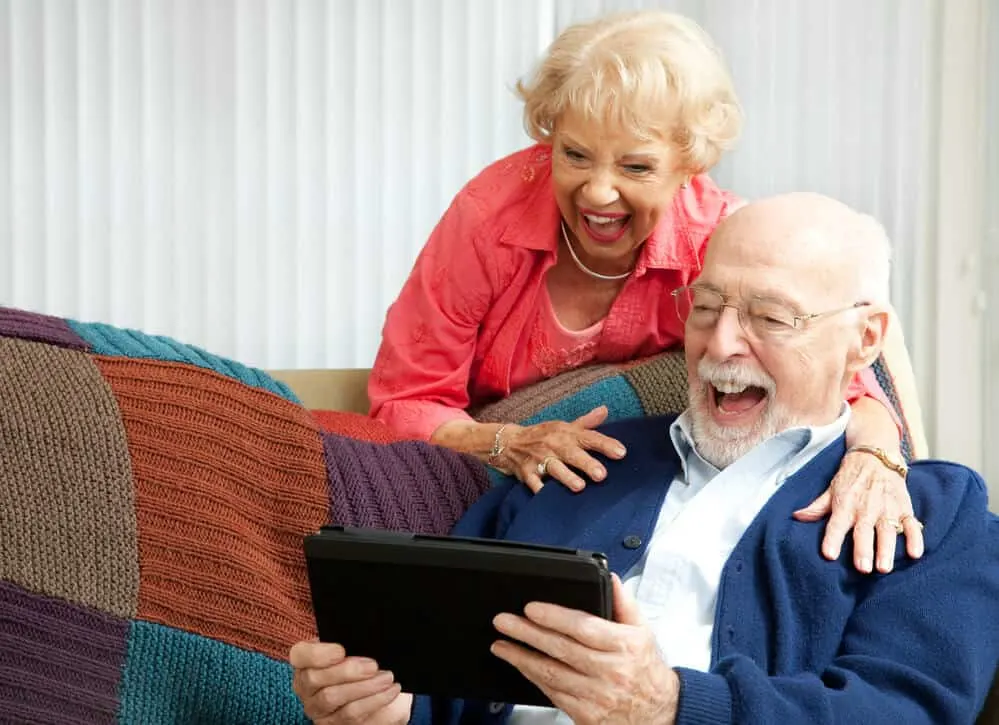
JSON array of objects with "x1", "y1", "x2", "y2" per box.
[{"x1": 94, "y1": 356, "x2": 328, "y2": 660}]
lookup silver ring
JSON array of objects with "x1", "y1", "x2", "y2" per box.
[{"x1": 536, "y1": 456, "x2": 557, "y2": 477}]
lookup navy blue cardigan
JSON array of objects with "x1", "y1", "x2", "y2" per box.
[{"x1": 411, "y1": 415, "x2": 999, "y2": 724}]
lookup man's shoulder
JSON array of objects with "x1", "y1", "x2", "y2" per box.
[
  {"x1": 453, "y1": 414, "x2": 680, "y2": 541},
  {"x1": 906, "y1": 459, "x2": 995, "y2": 548},
  {"x1": 596, "y1": 413, "x2": 679, "y2": 436},
  {"x1": 595, "y1": 414, "x2": 679, "y2": 459},
  {"x1": 907, "y1": 459, "x2": 988, "y2": 503}
]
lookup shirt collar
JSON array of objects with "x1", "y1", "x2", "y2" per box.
[
  {"x1": 497, "y1": 145, "x2": 703, "y2": 273},
  {"x1": 668, "y1": 402, "x2": 852, "y2": 483}
]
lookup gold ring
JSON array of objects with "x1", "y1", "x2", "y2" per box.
[
  {"x1": 880, "y1": 517, "x2": 904, "y2": 534},
  {"x1": 536, "y1": 456, "x2": 557, "y2": 477},
  {"x1": 900, "y1": 513, "x2": 924, "y2": 531}
]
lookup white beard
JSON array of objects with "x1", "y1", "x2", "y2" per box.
[{"x1": 687, "y1": 359, "x2": 796, "y2": 469}]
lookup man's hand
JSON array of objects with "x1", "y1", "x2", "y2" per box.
[
  {"x1": 490, "y1": 574, "x2": 679, "y2": 725},
  {"x1": 289, "y1": 641, "x2": 412, "y2": 725}
]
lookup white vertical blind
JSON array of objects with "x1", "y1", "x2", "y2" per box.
[
  {"x1": 0, "y1": 0, "x2": 550, "y2": 368},
  {"x1": 0, "y1": 0, "x2": 942, "y2": 368},
  {"x1": 0, "y1": 0, "x2": 994, "y2": 475},
  {"x1": 984, "y1": 0, "x2": 999, "y2": 488}
]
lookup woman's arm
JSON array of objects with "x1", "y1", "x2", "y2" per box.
[
  {"x1": 432, "y1": 408, "x2": 626, "y2": 493},
  {"x1": 795, "y1": 338, "x2": 926, "y2": 574},
  {"x1": 367, "y1": 190, "x2": 495, "y2": 441}
]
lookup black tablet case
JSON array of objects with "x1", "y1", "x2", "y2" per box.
[{"x1": 304, "y1": 526, "x2": 613, "y2": 707}]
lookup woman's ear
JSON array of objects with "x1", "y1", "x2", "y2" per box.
[{"x1": 847, "y1": 305, "x2": 890, "y2": 374}]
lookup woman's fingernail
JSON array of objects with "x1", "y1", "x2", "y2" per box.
[
  {"x1": 859, "y1": 558, "x2": 873, "y2": 572},
  {"x1": 592, "y1": 466, "x2": 605, "y2": 480}
]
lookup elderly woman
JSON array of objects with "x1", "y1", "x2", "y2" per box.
[{"x1": 369, "y1": 10, "x2": 920, "y2": 572}]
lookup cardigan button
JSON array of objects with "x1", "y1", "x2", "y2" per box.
[
  {"x1": 488, "y1": 701, "x2": 506, "y2": 714},
  {"x1": 623, "y1": 535, "x2": 642, "y2": 549}
]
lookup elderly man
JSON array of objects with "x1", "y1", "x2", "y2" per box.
[{"x1": 290, "y1": 193, "x2": 999, "y2": 724}]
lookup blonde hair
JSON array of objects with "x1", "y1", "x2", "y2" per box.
[{"x1": 516, "y1": 10, "x2": 743, "y2": 175}]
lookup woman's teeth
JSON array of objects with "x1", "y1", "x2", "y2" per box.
[{"x1": 585, "y1": 214, "x2": 620, "y2": 225}]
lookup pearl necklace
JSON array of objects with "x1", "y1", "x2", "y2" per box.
[{"x1": 560, "y1": 221, "x2": 633, "y2": 281}]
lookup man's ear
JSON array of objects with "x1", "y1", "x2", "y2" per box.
[{"x1": 846, "y1": 305, "x2": 889, "y2": 374}]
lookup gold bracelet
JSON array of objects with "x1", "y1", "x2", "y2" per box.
[
  {"x1": 847, "y1": 445, "x2": 908, "y2": 478},
  {"x1": 487, "y1": 423, "x2": 509, "y2": 464}
]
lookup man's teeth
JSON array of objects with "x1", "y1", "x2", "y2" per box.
[{"x1": 713, "y1": 381, "x2": 750, "y2": 394}]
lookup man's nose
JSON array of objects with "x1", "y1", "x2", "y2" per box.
[{"x1": 704, "y1": 305, "x2": 751, "y2": 361}]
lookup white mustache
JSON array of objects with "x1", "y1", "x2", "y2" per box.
[{"x1": 697, "y1": 358, "x2": 776, "y2": 394}]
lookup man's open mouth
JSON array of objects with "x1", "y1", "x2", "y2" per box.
[{"x1": 711, "y1": 382, "x2": 767, "y2": 415}]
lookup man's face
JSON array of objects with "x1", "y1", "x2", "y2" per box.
[{"x1": 682, "y1": 223, "x2": 860, "y2": 469}]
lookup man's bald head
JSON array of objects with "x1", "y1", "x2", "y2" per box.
[{"x1": 708, "y1": 192, "x2": 892, "y2": 305}]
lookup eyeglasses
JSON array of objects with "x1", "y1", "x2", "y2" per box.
[{"x1": 672, "y1": 285, "x2": 869, "y2": 342}]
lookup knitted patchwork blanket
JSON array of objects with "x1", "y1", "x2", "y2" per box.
[
  {"x1": 0, "y1": 307, "x2": 489, "y2": 724},
  {"x1": 0, "y1": 305, "x2": 921, "y2": 723}
]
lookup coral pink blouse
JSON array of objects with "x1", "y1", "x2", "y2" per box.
[{"x1": 368, "y1": 144, "x2": 885, "y2": 440}]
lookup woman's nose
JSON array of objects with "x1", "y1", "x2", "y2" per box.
[{"x1": 581, "y1": 170, "x2": 620, "y2": 207}]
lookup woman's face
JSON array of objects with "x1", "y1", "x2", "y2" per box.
[{"x1": 551, "y1": 109, "x2": 686, "y2": 275}]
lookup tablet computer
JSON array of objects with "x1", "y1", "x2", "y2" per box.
[{"x1": 304, "y1": 526, "x2": 613, "y2": 707}]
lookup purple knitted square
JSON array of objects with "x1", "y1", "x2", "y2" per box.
[
  {"x1": 0, "y1": 306, "x2": 89, "y2": 350},
  {"x1": 0, "y1": 580, "x2": 129, "y2": 723},
  {"x1": 321, "y1": 433, "x2": 491, "y2": 534}
]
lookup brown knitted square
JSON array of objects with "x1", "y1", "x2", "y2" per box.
[
  {"x1": 0, "y1": 337, "x2": 139, "y2": 619},
  {"x1": 621, "y1": 350, "x2": 689, "y2": 416}
]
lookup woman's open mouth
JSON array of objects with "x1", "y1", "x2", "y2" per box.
[{"x1": 580, "y1": 211, "x2": 632, "y2": 244}]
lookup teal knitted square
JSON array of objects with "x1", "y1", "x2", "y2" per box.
[
  {"x1": 117, "y1": 621, "x2": 309, "y2": 725},
  {"x1": 67, "y1": 320, "x2": 301, "y2": 404},
  {"x1": 520, "y1": 374, "x2": 644, "y2": 427}
]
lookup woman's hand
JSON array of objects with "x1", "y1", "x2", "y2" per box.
[
  {"x1": 794, "y1": 397, "x2": 924, "y2": 574},
  {"x1": 794, "y1": 448, "x2": 922, "y2": 573},
  {"x1": 497, "y1": 406, "x2": 627, "y2": 493}
]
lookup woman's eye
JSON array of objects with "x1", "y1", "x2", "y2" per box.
[
  {"x1": 565, "y1": 148, "x2": 586, "y2": 161},
  {"x1": 624, "y1": 164, "x2": 651, "y2": 174}
]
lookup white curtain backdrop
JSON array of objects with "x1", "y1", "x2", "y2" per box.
[
  {"x1": 984, "y1": 0, "x2": 999, "y2": 487},
  {"x1": 0, "y1": 0, "x2": 994, "y2": 471},
  {"x1": 0, "y1": 0, "x2": 554, "y2": 368}
]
